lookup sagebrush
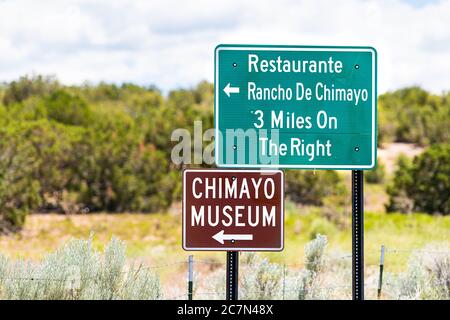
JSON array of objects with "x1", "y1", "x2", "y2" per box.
[{"x1": 0, "y1": 237, "x2": 161, "y2": 300}]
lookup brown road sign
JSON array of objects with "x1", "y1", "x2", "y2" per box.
[{"x1": 182, "y1": 169, "x2": 284, "y2": 251}]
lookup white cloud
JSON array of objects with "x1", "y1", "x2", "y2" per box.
[{"x1": 0, "y1": 0, "x2": 449, "y2": 93}]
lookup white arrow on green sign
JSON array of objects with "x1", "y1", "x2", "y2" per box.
[{"x1": 224, "y1": 83, "x2": 240, "y2": 97}]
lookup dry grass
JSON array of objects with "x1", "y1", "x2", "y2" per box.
[
  {"x1": 1, "y1": 208, "x2": 448, "y2": 270},
  {"x1": 0, "y1": 213, "x2": 180, "y2": 261}
]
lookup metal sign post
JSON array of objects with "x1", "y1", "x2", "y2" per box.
[
  {"x1": 226, "y1": 251, "x2": 239, "y2": 300},
  {"x1": 377, "y1": 245, "x2": 385, "y2": 299},
  {"x1": 352, "y1": 170, "x2": 364, "y2": 300}
]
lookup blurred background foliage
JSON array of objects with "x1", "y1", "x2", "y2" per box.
[{"x1": 0, "y1": 75, "x2": 448, "y2": 232}]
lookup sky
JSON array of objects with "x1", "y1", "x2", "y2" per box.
[{"x1": 0, "y1": 0, "x2": 449, "y2": 94}]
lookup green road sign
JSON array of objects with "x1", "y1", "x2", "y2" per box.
[{"x1": 214, "y1": 44, "x2": 377, "y2": 169}]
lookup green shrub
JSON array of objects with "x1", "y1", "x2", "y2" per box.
[
  {"x1": 4, "y1": 96, "x2": 48, "y2": 122},
  {"x1": 72, "y1": 114, "x2": 177, "y2": 212},
  {"x1": 2, "y1": 75, "x2": 59, "y2": 105},
  {"x1": 321, "y1": 194, "x2": 350, "y2": 229},
  {"x1": 365, "y1": 157, "x2": 386, "y2": 184},
  {"x1": 378, "y1": 87, "x2": 450, "y2": 146},
  {"x1": 308, "y1": 218, "x2": 337, "y2": 240},
  {"x1": 21, "y1": 120, "x2": 83, "y2": 212},
  {"x1": 387, "y1": 144, "x2": 450, "y2": 214},
  {"x1": 0, "y1": 127, "x2": 41, "y2": 232},
  {"x1": 385, "y1": 154, "x2": 413, "y2": 213},
  {"x1": 285, "y1": 170, "x2": 345, "y2": 206},
  {"x1": 45, "y1": 89, "x2": 92, "y2": 126}
]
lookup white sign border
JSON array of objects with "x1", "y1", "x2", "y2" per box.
[
  {"x1": 214, "y1": 45, "x2": 377, "y2": 169},
  {"x1": 182, "y1": 169, "x2": 284, "y2": 251}
]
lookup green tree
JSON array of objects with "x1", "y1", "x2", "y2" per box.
[
  {"x1": 378, "y1": 87, "x2": 450, "y2": 146},
  {"x1": 2, "y1": 75, "x2": 59, "y2": 105},
  {"x1": 386, "y1": 154, "x2": 413, "y2": 213},
  {"x1": 23, "y1": 120, "x2": 83, "y2": 211},
  {"x1": 387, "y1": 145, "x2": 450, "y2": 214},
  {"x1": 0, "y1": 126, "x2": 41, "y2": 231},
  {"x1": 45, "y1": 89, "x2": 92, "y2": 126},
  {"x1": 285, "y1": 170, "x2": 345, "y2": 206}
]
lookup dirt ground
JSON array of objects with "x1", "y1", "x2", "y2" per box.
[{"x1": 377, "y1": 143, "x2": 423, "y2": 174}]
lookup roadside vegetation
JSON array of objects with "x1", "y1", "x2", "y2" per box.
[
  {"x1": 0, "y1": 76, "x2": 449, "y2": 233},
  {"x1": 0, "y1": 76, "x2": 448, "y2": 300},
  {"x1": 0, "y1": 237, "x2": 162, "y2": 299},
  {"x1": 0, "y1": 204, "x2": 448, "y2": 272},
  {"x1": 386, "y1": 144, "x2": 449, "y2": 214},
  {"x1": 0, "y1": 235, "x2": 447, "y2": 300}
]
